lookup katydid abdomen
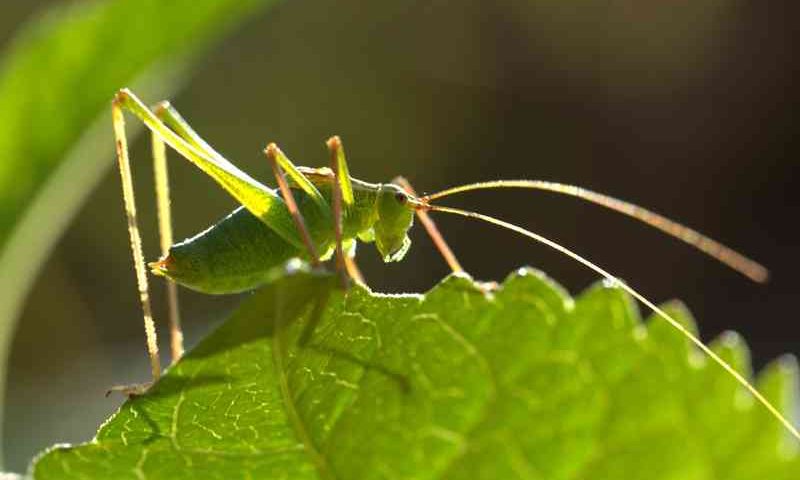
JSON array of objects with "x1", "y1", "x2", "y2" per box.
[{"x1": 156, "y1": 206, "x2": 312, "y2": 294}]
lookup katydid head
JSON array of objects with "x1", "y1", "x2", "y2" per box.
[{"x1": 373, "y1": 184, "x2": 417, "y2": 262}]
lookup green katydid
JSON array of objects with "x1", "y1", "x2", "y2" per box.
[{"x1": 110, "y1": 88, "x2": 796, "y2": 442}]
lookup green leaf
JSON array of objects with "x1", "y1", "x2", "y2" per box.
[
  {"x1": 0, "y1": 0, "x2": 268, "y2": 244},
  {"x1": 0, "y1": 0, "x2": 277, "y2": 464},
  {"x1": 31, "y1": 267, "x2": 799, "y2": 479}
]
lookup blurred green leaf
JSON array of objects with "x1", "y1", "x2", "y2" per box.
[
  {"x1": 32, "y1": 268, "x2": 799, "y2": 479},
  {"x1": 0, "y1": 0, "x2": 271, "y2": 247},
  {"x1": 0, "y1": 0, "x2": 278, "y2": 467}
]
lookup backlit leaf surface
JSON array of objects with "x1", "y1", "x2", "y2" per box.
[{"x1": 33, "y1": 268, "x2": 799, "y2": 479}]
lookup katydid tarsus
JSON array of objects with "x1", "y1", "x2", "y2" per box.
[{"x1": 110, "y1": 88, "x2": 797, "y2": 441}]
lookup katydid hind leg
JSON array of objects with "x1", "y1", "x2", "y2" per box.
[
  {"x1": 153, "y1": 100, "x2": 229, "y2": 165},
  {"x1": 111, "y1": 95, "x2": 162, "y2": 388},
  {"x1": 151, "y1": 129, "x2": 184, "y2": 363},
  {"x1": 114, "y1": 89, "x2": 305, "y2": 250}
]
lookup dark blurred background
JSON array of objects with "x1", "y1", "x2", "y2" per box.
[{"x1": 3, "y1": 0, "x2": 798, "y2": 472}]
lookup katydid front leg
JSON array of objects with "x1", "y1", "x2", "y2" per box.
[
  {"x1": 327, "y1": 135, "x2": 355, "y2": 288},
  {"x1": 394, "y1": 176, "x2": 463, "y2": 274}
]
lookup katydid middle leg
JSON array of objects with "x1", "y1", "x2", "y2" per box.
[
  {"x1": 263, "y1": 138, "x2": 357, "y2": 287},
  {"x1": 264, "y1": 143, "x2": 323, "y2": 266},
  {"x1": 326, "y1": 136, "x2": 356, "y2": 288}
]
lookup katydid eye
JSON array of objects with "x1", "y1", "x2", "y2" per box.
[{"x1": 394, "y1": 192, "x2": 408, "y2": 204}]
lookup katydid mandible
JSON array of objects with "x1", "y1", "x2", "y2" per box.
[{"x1": 110, "y1": 88, "x2": 795, "y2": 441}]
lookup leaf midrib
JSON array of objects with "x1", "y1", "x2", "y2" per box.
[{"x1": 273, "y1": 320, "x2": 335, "y2": 480}]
